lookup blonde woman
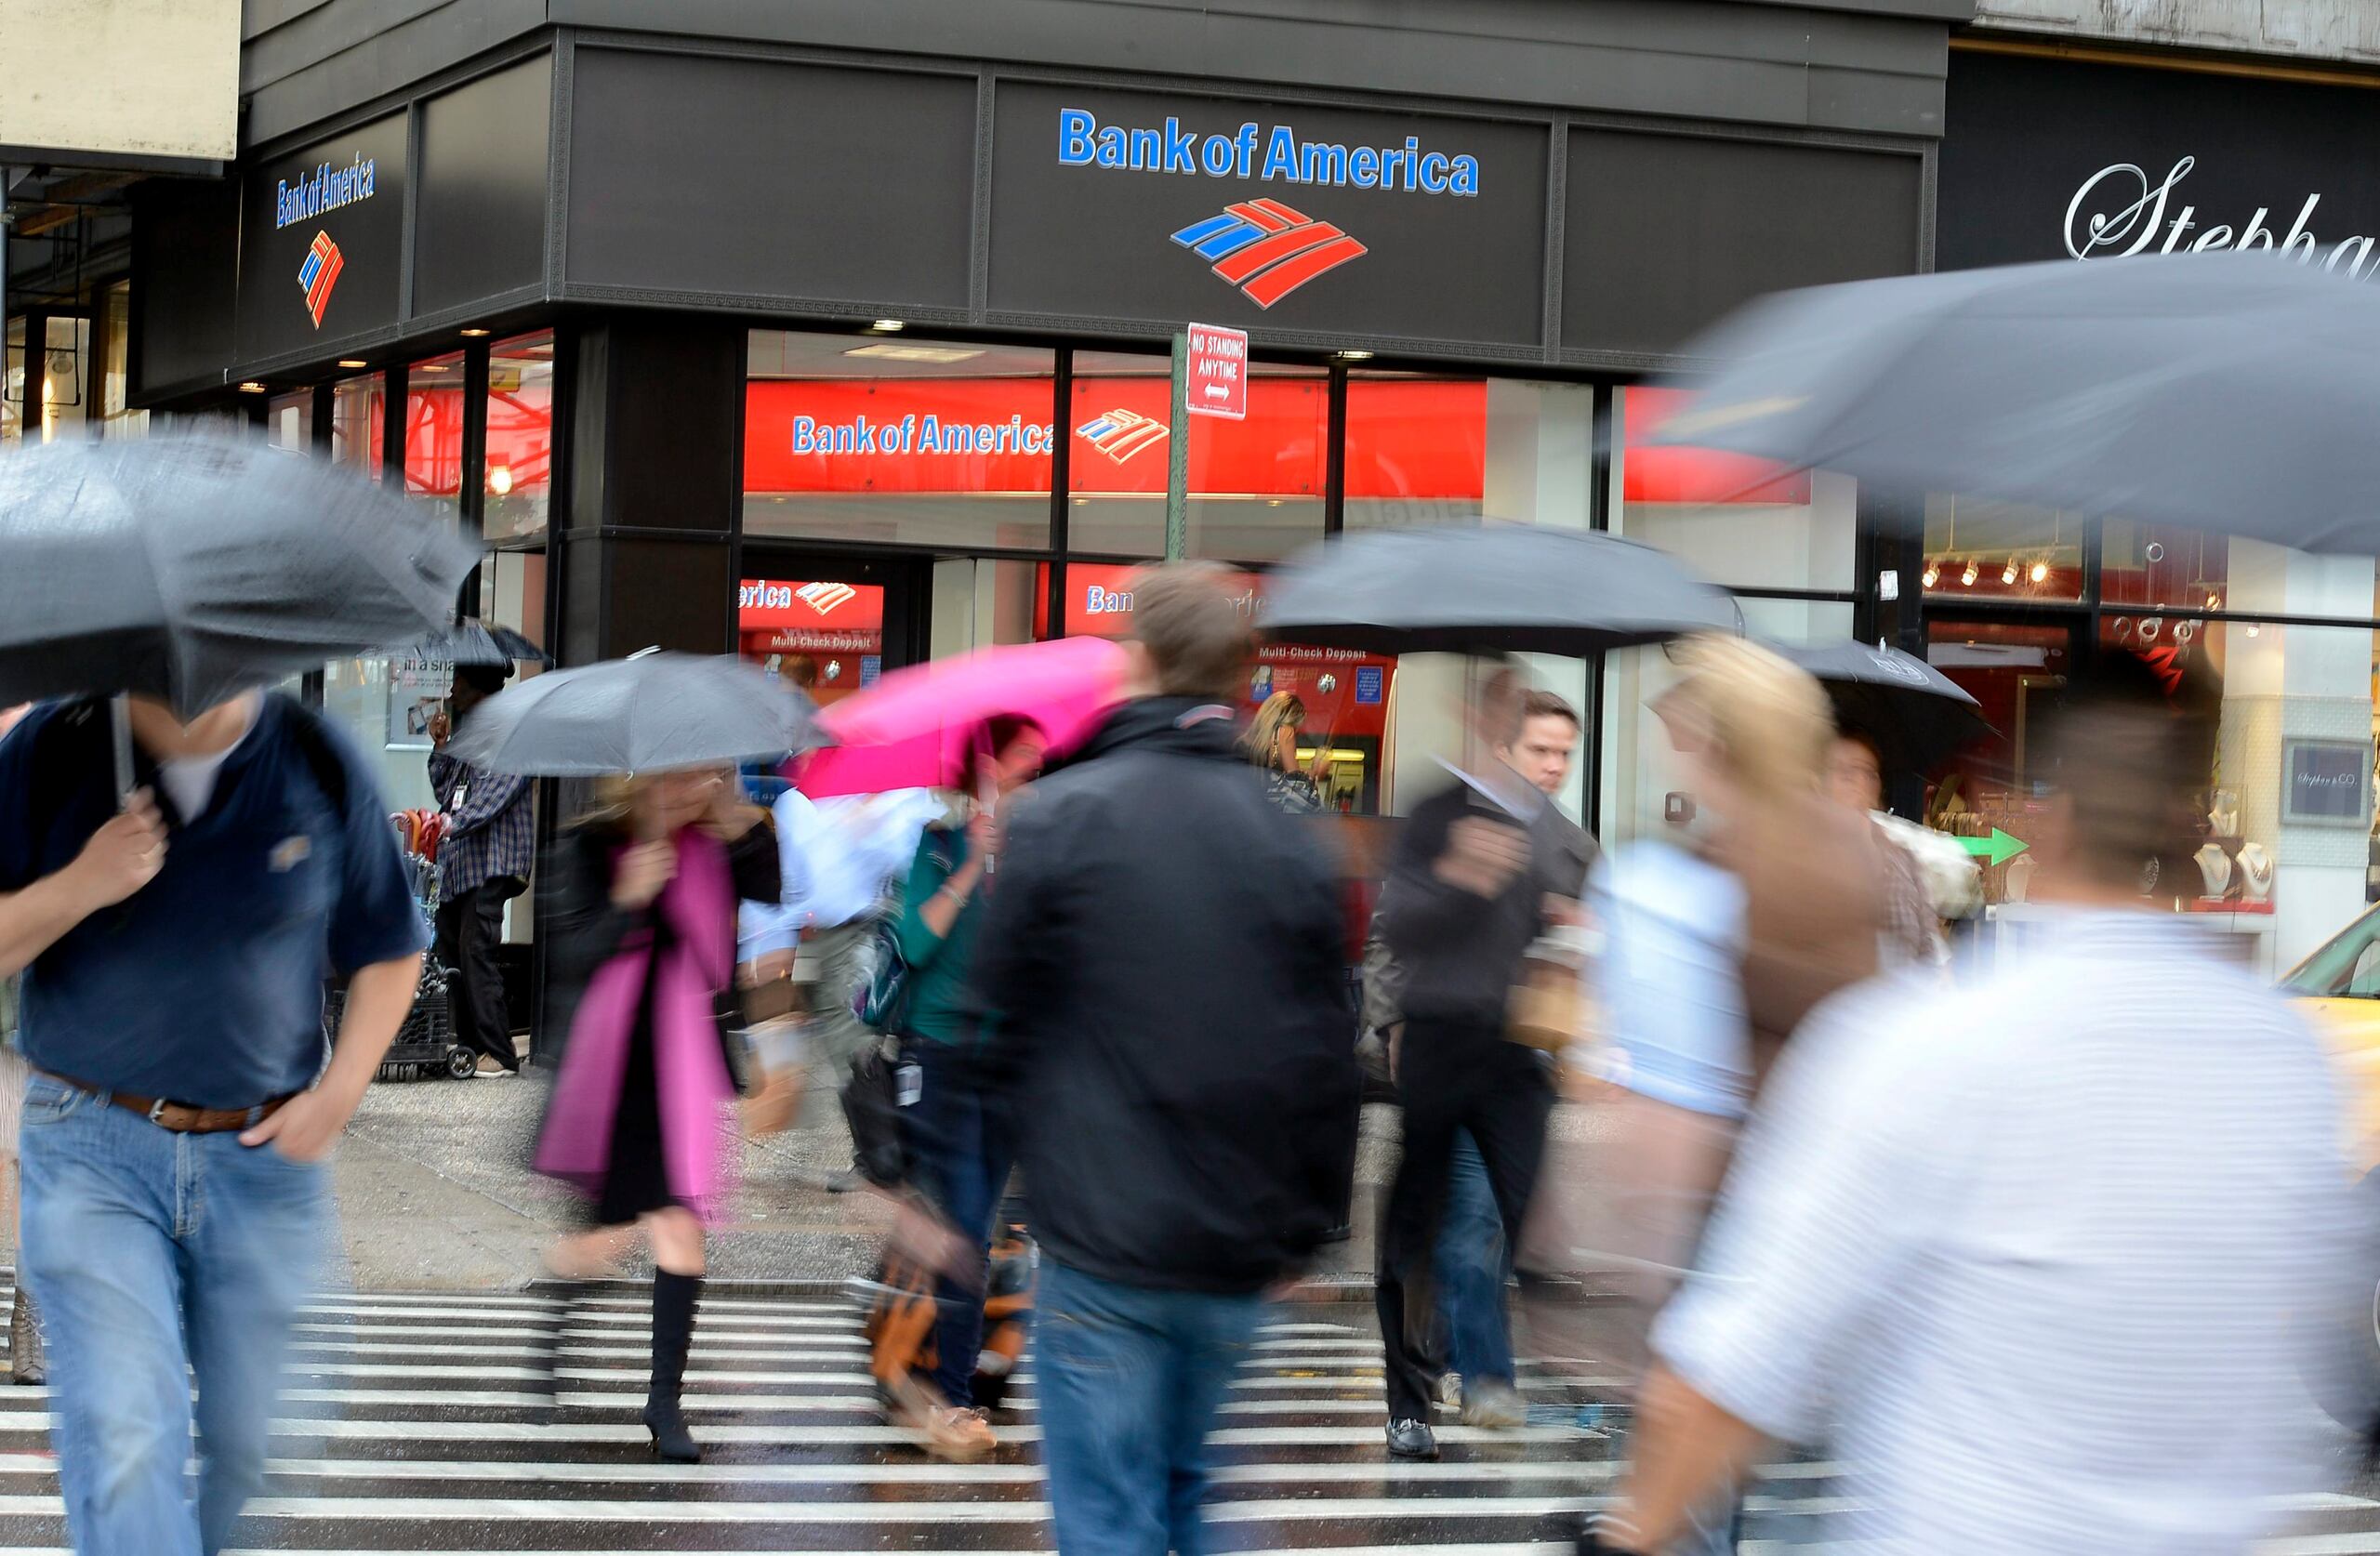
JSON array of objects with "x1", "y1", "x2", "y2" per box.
[
  {"x1": 534, "y1": 769, "x2": 776, "y2": 1463},
  {"x1": 1242, "y1": 691, "x2": 1325, "y2": 814}
]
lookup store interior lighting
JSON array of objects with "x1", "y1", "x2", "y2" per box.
[
  {"x1": 843, "y1": 343, "x2": 984, "y2": 364},
  {"x1": 2030, "y1": 560, "x2": 2049, "y2": 584},
  {"x1": 1922, "y1": 561, "x2": 1940, "y2": 588},
  {"x1": 1337, "y1": 349, "x2": 1376, "y2": 361},
  {"x1": 2002, "y1": 560, "x2": 2019, "y2": 586},
  {"x1": 487, "y1": 463, "x2": 515, "y2": 496},
  {"x1": 871, "y1": 319, "x2": 906, "y2": 333},
  {"x1": 1961, "y1": 560, "x2": 1979, "y2": 587},
  {"x1": 458, "y1": 327, "x2": 491, "y2": 337},
  {"x1": 337, "y1": 358, "x2": 367, "y2": 369},
  {"x1": 236, "y1": 381, "x2": 267, "y2": 393}
]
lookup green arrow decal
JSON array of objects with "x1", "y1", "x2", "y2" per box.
[{"x1": 1955, "y1": 828, "x2": 2029, "y2": 867}]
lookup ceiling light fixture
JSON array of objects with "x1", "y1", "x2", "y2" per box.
[
  {"x1": 458, "y1": 327, "x2": 492, "y2": 338},
  {"x1": 1961, "y1": 560, "x2": 1979, "y2": 587},
  {"x1": 2030, "y1": 560, "x2": 2049, "y2": 584},
  {"x1": 236, "y1": 381, "x2": 268, "y2": 393},
  {"x1": 2246, "y1": 623, "x2": 2262, "y2": 638},
  {"x1": 2206, "y1": 591, "x2": 2221, "y2": 611},
  {"x1": 842, "y1": 344, "x2": 983, "y2": 365},
  {"x1": 871, "y1": 319, "x2": 906, "y2": 333},
  {"x1": 1337, "y1": 349, "x2": 1375, "y2": 362},
  {"x1": 2002, "y1": 560, "x2": 2019, "y2": 586},
  {"x1": 487, "y1": 463, "x2": 515, "y2": 496},
  {"x1": 1922, "y1": 561, "x2": 1940, "y2": 589},
  {"x1": 337, "y1": 359, "x2": 368, "y2": 369}
]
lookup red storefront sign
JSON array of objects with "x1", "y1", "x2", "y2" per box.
[
  {"x1": 736, "y1": 577, "x2": 886, "y2": 698},
  {"x1": 746, "y1": 376, "x2": 1802, "y2": 507},
  {"x1": 1033, "y1": 562, "x2": 1394, "y2": 738}
]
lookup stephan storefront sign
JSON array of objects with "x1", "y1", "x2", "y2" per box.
[
  {"x1": 235, "y1": 112, "x2": 408, "y2": 363},
  {"x1": 1942, "y1": 51, "x2": 2380, "y2": 276},
  {"x1": 990, "y1": 83, "x2": 1548, "y2": 347}
]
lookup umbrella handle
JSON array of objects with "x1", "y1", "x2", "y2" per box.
[{"x1": 111, "y1": 694, "x2": 136, "y2": 810}]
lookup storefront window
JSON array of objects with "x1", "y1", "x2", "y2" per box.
[
  {"x1": 1621, "y1": 386, "x2": 1853, "y2": 594},
  {"x1": 1068, "y1": 351, "x2": 1325, "y2": 563},
  {"x1": 266, "y1": 390, "x2": 311, "y2": 454},
  {"x1": 930, "y1": 558, "x2": 1042, "y2": 657},
  {"x1": 331, "y1": 372, "x2": 385, "y2": 481},
  {"x1": 1921, "y1": 494, "x2": 2086, "y2": 602},
  {"x1": 97, "y1": 283, "x2": 145, "y2": 442},
  {"x1": 737, "y1": 575, "x2": 889, "y2": 706},
  {"x1": 1, "y1": 319, "x2": 21, "y2": 445},
  {"x1": 1344, "y1": 374, "x2": 1598, "y2": 533},
  {"x1": 484, "y1": 332, "x2": 554, "y2": 540},
  {"x1": 743, "y1": 330, "x2": 1054, "y2": 551},
  {"x1": 405, "y1": 351, "x2": 465, "y2": 524}
]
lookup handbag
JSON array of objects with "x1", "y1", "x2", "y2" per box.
[
  {"x1": 840, "y1": 1033, "x2": 916, "y2": 1189},
  {"x1": 1506, "y1": 928, "x2": 1593, "y2": 1052}
]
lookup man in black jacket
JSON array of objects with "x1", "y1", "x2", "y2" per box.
[
  {"x1": 962, "y1": 563, "x2": 1359, "y2": 1556},
  {"x1": 1373, "y1": 667, "x2": 1594, "y2": 1461}
]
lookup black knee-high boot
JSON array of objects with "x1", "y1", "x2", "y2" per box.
[{"x1": 643, "y1": 1270, "x2": 702, "y2": 1462}]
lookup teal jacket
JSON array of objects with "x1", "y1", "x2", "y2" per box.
[{"x1": 893, "y1": 825, "x2": 986, "y2": 1044}]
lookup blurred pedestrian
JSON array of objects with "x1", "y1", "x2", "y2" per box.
[
  {"x1": 429, "y1": 664, "x2": 534, "y2": 1075},
  {"x1": 1373, "y1": 669, "x2": 1593, "y2": 1461},
  {"x1": 0, "y1": 704, "x2": 36, "y2": 1386},
  {"x1": 1586, "y1": 651, "x2": 2360, "y2": 1554},
  {"x1": 958, "y1": 563, "x2": 1359, "y2": 1556},
  {"x1": 1823, "y1": 728, "x2": 1949, "y2": 971},
  {"x1": 0, "y1": 690, "x2": 426, "y2": 1554},
  {"x1": 535, "y1": 768, "x2": 778, "y2": 1464},
  {"x1": 1244, "y1": 691, "x2": 1327, "y2": 813},
  {"x1": 884, "y1": 715, "x2": 1045, "y2": 1461},
  {"x1": 760, "y1": 786, "x2": 943, "y2": 1189},
  {"x1": 1369, "y1": 689, "x2": 1584, "y2": 1434}
]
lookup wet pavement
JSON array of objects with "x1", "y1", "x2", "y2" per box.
[{"x1": 0, "y1": 1279, "x2": 2372, "y2": 1553}]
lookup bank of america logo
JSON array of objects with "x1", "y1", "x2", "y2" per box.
[
  {"x1": 1076, "y1": 408, "x2": 1170, "y2": 464},
  {"x1": 796, "y1": 581, "x2": 857, "y2": 614},
  {"x1": 297, "y1": 232, "x2": 344, "y2": 327},
  {"x1": 1169, "y1": 200, "x2": 1367, "y2": 309}
]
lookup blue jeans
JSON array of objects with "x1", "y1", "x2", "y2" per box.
[
  {"x1": 906, "y1": 1039, "x2": 1013, "y2": 1404},
  {"x1": 1434, "y1": 1129, "x2": 1514, "y2": 1384},
  {"x1": 1034, "y1": 1259, "x2": 1265, "y2": 1556},
  {"x1": 18, "y1": 1075, "x2": 329, "y2": 1556}
]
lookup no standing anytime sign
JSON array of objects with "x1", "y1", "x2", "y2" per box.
[{"x1": 1185, "y1": 323, "x2": 1249, "y2": 420}]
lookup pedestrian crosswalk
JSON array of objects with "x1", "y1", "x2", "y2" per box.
[{"x1": 0, "y1": 1284, "x2": 2370, "y2": 1553}]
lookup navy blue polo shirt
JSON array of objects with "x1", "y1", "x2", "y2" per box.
[{"x1": 0, "y1": 695, "x2": 427, "y2": 1108}]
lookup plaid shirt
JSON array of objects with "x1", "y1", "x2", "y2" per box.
[{"x1": 428, "y1": 750, "x2": 534, "y2": 899}]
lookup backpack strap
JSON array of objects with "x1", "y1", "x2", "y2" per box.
[{"x1": 25, "y1": 692, "x2": 350, "y2": 842}]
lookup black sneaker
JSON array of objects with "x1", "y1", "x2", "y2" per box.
[{"x1": 1384, "y1": 1417, "x2": 1438, "y2": 1461}]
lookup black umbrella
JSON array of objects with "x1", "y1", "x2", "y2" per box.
[
  {"x1": 445, "y1": 652, "x2": 828, "y2": 777},
  {"x1": 1769, "y1": 640, "x2": 1990, "y2": 774},
  {"x1": 1260, "y1": 523, "x2": 1738, "y2": 655},
  {"x1": 0, "y1": 435, "x2": 475, "y2": 718},
  {"x1": 382, "y1": 619, "x2": 550, "y2": 667},
  {"x1": 1655, "y1": 252, "x2": 2380, "y2": 552}
]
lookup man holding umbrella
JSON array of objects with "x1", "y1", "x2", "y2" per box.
[
  {"x1": 0, "y1": 692, "x2": 428, "y2": 1553},
  {"x1": 0, "y1": 435, "x2": 469, "y2": 1555}
]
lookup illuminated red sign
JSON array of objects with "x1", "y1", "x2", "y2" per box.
[
  {"x1": 742, "y1": 377, "x2": 1804, "y2": 507},
  {"x1": 1034, "y1": 562, "x2": 1394, "y2": 737}
]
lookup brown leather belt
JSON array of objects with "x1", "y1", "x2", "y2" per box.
[{"x1": 35, "y1": 1071, "x2": 296, "y2": 1135}]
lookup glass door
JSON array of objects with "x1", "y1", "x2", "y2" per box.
[{"x1": 1925, "y1": 613, "x2": 2087, "y2": 907}]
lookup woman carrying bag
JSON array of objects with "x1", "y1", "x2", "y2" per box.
[{"x1": 533, "y1": 766, "x2": 778, "y2": 1463}]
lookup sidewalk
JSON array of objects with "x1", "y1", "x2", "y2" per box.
[{"x1": 319, "y1": 1075, "x2": 1418, "y2": 1291}]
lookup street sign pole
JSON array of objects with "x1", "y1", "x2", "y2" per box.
[{"x1": 1165, "y1": 329, "x2": 1190, "y2": 561}]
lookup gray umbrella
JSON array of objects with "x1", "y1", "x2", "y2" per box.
[
  {"x1": 381, "y1": 619, "x2": 550, "y2": 668},
  {"x1": 1656, "y1": 252, "x2": 2380, "y2": 553},
  {"x1": 0, "y1": 435, "x2": 475, "y2": 719},
  {"x1": 1260, "y1": 522, "x2": 1738, "y2": 655},
  {"x1": 445, "y1": 652, "x2": 828, "y2": 777},
  {"x1": 1770, "y1": 639, "x2": 1990, "y2": 773}
]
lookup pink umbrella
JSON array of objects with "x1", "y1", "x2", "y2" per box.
[{"x1": 794, "y1": 636, "x2": 1130, "y2": 798}]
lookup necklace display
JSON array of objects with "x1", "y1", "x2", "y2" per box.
[
  {"x1": 2194, "y1": 843, "x2": 2232, "y2": 899},
  {"x1": 2236, "y1": 842, "x2": 2273, "y2": 903}
]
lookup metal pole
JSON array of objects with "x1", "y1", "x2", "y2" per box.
[{"x1": 1165, "y1": 329, "x2": 1190, "y2": 561}]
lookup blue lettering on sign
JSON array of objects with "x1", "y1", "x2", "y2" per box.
[
  {"x1": 1355, "y1": 666, "x2": 1384, "y2": 705},
  {"x1": 274, "y1": 152, "x2": 379, "y2": 230},
  {"x1": 1084, "y1": 585, "x2": 1133, "y2": 615},
  {"x1": 1059, "y1": 108, "x2": 1479, "y2": 196}
]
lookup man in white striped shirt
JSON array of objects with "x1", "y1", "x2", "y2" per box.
[{"x1": 1592, "y1": 653, "x2": 2366, "y2": 1554}]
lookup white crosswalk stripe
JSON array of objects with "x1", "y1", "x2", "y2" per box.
[{"x1": 0, "y1": 1284, "x2": 2364, "y2": 1552}]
